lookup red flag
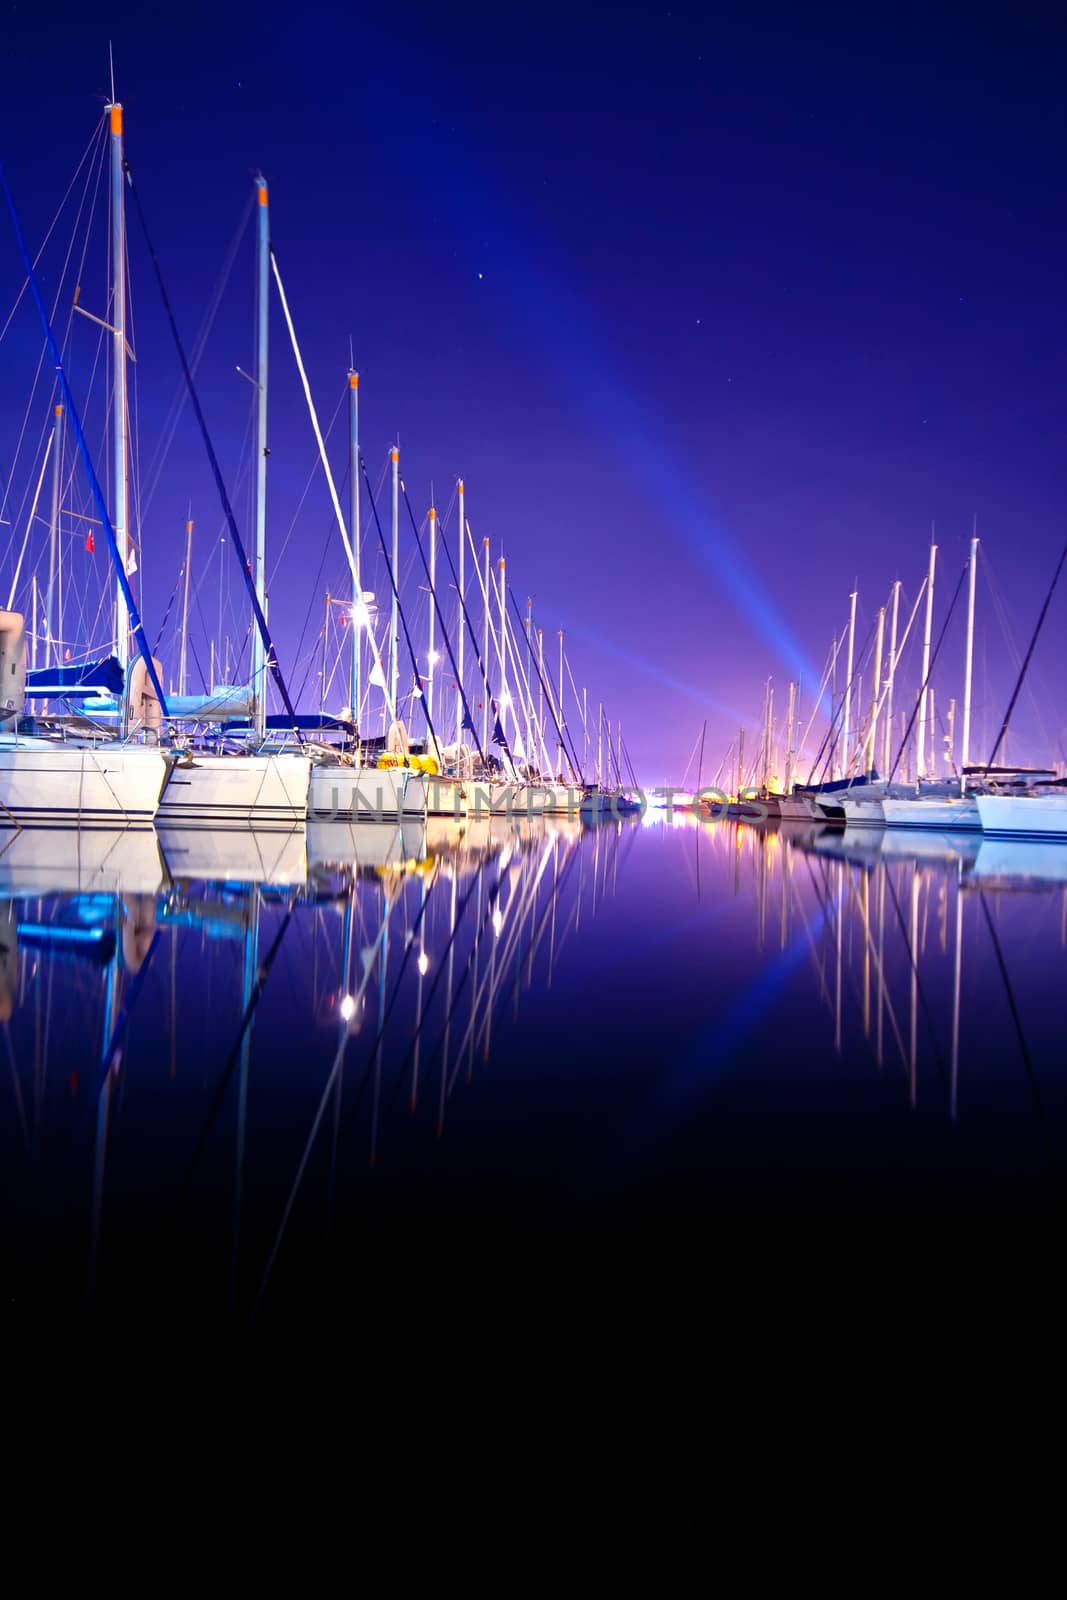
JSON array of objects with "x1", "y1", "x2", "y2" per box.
[{"x1": 86, "y1": 530, "x2": 95, "y2": 553}]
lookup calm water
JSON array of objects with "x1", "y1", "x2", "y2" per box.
[{"x1": 2, "y1": 812, "x2": 1064, "y2": 1325}]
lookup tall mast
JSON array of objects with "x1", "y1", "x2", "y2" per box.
[
  {"x1": 537, "y1": 628, "x2": 545, "y2": 758},
  {"x1": 881, "y1": 580, "x2": 901, "y2": 778},
  {"x1": 841, "y1": 590, "x2": 857, "y2": 778},
  {"x1": 496, "y1": 556, "x2": 507, "y2": 747},
  {"x1": 456, "y1": 478, "x2": 464, "y2": 744},
  {"x1": 828, "y1": 633, "x2": 839, "y2": 780},
  {"x1": 107, "y1": 101, "x2": 130, "y2": 673},
  {"x1": 427, "y1": 504, "x2": 437, "y2": 733},
  {"x1": 960, "y1": 531, "x2": 979, "y2": 795},
  {"x1": 866, "y1": 606, "x2": 885, "y2": 778},
  {"x1": 390, "y1": 445, "x2": 399, "y2": 723},
  {"x1": 916, "y1": 534, "x2": 937, "y2": 780},
  {"x1": 179, "y1": 517, "x2": 192, "y2": 696},
  {"x1": 481, "y1": 536, "x2": 490, "y2": 753},
  {"x1": 46, "y1": 403, "x2": 62, "y2": 666},
  {"x1": 558, "y1": 631, "x2": 565, "y2": 779},
  {"x1": 252, "y1": 176, "x2": 269, "y2": 742},
  {"x1": 784, "y1": 684, "x2": 796, "y2": 794},
  {"x1": 348, "y1": 369, "x2": 360, "y2": 729}
]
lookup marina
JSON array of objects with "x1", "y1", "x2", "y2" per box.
[{"x1": 1, "y1": 10, "x2": 1063, "y2": 1326}]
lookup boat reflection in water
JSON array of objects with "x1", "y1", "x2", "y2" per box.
[{"x1": 2, "y1": 810, "x2": 1064, "y2": 1323}]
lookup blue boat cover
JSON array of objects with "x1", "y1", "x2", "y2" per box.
[{"x1": 25, "y1": 656, "x2": 125, "y2": 698}]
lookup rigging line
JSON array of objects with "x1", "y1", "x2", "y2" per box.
[
  {"x1": 359, "y1": 454, "x2": 442, "y2": 750},
  {"x1": 138, "y1": 189, "x2": 256, "y2": 521},
  {"x1": 508, "y1": 588, "x2": 585, "y2": 784},
  {"x1": 0, "y1": 129, "x2": 106, "y2": 563},
  {"x1": 1, "y1": 160, "x2": 168, "y2": 713},
  {"x1": 888, "y1": 557, "x2": 968, "y2": 784},
  {"x1": 976, "y1": 891, "x2": 1058, "y2": 1172},
  {"x1": 269, "y1": 248, "x2": 393, "y2": 725},
  {"x1": 266, "y1": 384, "x2": 346, "y2": 585},
  {"x1": 400, "y1": 478, "x2": 486, "y2": 763},
  {"x1": 451, "y1": 517, "x2": 511, "y2": 751},
  {"x1": 291, "y1": 519, "x2": 342, "y2": 709},
  {"x1": 0, "y1": 114, "x2": 103, "y2": 348},
  {"x1": 983, "y1": 534, "x2": 1067, "y2": 770},
  {"x1": 0, "y1": 128, "x2": 108, "y2": 549},
  {"x1": 979, "y1": 548, "x2": 1052, "y2": 742},
  {"x1": 125, "y1": 164, "x2": 300, "y2": 734}
]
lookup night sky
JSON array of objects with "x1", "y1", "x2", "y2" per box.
[{"x1": 2, "y1": 1, "x2": 1064, "y2": 780}]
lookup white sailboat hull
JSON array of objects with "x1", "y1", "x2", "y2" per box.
[
  {"x1": 883, "y1": 796, "x2": 981, "y2": 830},
  {"x1": 156, "y1": 753, "x2": 311, "y2": 830},
  {"x1": 975, "y1": 794, "x2": 1067, "y2": 840},
  {"x1": 308, "y1": 764, "x2": 422, "y2": 820},
  {"x1": 0, "y1": 739, "x2": 167, "y2": 828},
  {"x1": 841, "y1": 795, "x2": 886, "y2": 827},
  {"x1": 407, "y1": 773, "x2": 468, "y2": 817}
]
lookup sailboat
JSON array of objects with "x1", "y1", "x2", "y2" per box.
[
  {"x1": 152, "y1": 174, "x2": 310, "y2": 829},
  {"x1": 1, "y1": 118, "x2": 171, "y2": 828}
]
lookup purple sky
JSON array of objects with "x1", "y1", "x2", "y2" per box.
[{"x1": 2, "y1": 2, "x2": 1065, "y2": 780}]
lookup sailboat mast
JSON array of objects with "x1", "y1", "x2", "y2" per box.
[
  {"x1": 481, "y1": 536, "x2": 490, "y2": 753},
  {"x1": 427, "y1": 504, "x2": 437, "y2": 732},
  {"x1": 783, "y1": 687, "x2": 795, "y2": 794},
  {"x1": 348, "y1": 370, "x2": 360, "y2": 730},
  {"x1": 252, "y1": 176, "x2": 269, "y2": 742},
  {"x1": 456, "y1": 478, "x2": 464, "y2": 744},
  {"x1": 538, "y1": 629, "x2": 545, "y2": 757},
  {"x1": 107, "y1": 102, "x2": 130, "y2": 673},
  {"x1": 496, "y1": 556, "x2": 508, "y2": 746},
  {"x1": 46, "y1": 404, "x2": 62, "y2": 666},
  {"x1": 916, "y1": 535, "x2": 937, "y2": 780},
  {"x1": 390, "y1": 445, "x2": 399, "y2": 723},
  {"x1": 179, "y1": 517, "x2": 192, "y2": 697},
  {"x1": 960, "y1": 532, "x2": 979, "y2": 795},
  {"x1": 841, "y1": 590, "x2": 857, "y2": 778},
  {"x1": 882, "y1": 580, "x2": 901, "y2": 778},
  {"x1": 867, "y1": 605, "x2": 885, "y2": 777},
  {"x1": 558, "y1": 631, "x2": 564, "y2": 779}
]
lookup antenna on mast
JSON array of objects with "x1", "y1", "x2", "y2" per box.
[{"x1": 109, "y1": 41, "x2": 116, "y2": 104}]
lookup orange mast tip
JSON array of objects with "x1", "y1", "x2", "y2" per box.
[
  {"x1": 498, "y1": 557, "x2": 506, "y2": 569},
  {"x1": 257, "y1": 183, "x2": 268, "y2": 205},
  {"x1": 54, "y1": 403, "x2": 62, "y2": 416},
  {"x1": 348, "y1": 372, "x2": 359, "y2": 388},
  {"x1": 429, "y1": 506, "x2": 436, "y2": 519},
  {"x1": 391, "y1": 447, "x2": 399, "y2": 462},
  {"x1": 109, "y1": 104, "x2": 123, "y2": 135}
]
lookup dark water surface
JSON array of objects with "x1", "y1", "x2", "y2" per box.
[{"x1": 2, "y1": 813, "x2": 1064, "y2": 1326}]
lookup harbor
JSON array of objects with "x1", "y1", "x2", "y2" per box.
[{"x1": 1, "y1": 8, "x2": 1064, "y2": 1324}]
